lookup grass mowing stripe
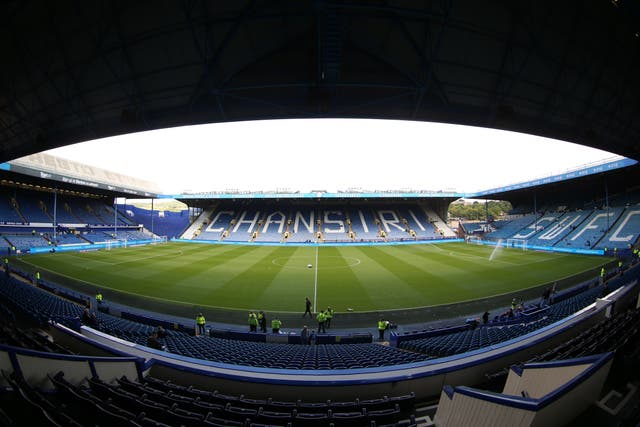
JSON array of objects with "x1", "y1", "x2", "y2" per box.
[
  {"x1": 401, "y1": 245, "x2": 519, "y2": 289},
  {"x1": 395, "y1": 244, "x2": 492, "y2": 275},
  {"x1": 140, "y1": 245, "x2": 260, "y2": 287},
  {"x1": 21, "y1": 242, "x2": 609, "y2": 312},
  {"x1": 129, "y1": 245, "x2": 271, "y2": 304},
  {"x1": 421, "y1": 243, "x2": 523, "y2": 266},
  {"x1": 315, "y1": 246, "x2": 376, "y2": 312},
  {"x1": 258, "y1": 246, "x2": 317, "y2": 312},
  {"x1": 349, "y1": 246, "x2": 441, "y2": 308},
  {"x1": 363, "y1": 245, "x2": 458, "y2": 289},
  {"x1": 214, "y1": 246, "x2": 291, "y2": 309}
]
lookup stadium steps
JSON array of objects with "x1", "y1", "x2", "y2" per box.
[
  {"x1": 10, "y1": 197, "x2": 29, "y2": 224},
  {"x1": 83, "y1": 204, "x2": 100, "y2": 224},
  {"x1": 65, "y1": 203, "x2": 85, "y2": 224},
  {"x1": 36, "y1": 200, "x2": 54, "y2": 222},
  {"x1": 550, "y1": 211, "x2": 593, "y2": 248},
  {"x1": 371, "y1": 208, "x2": 385, "y2": 240},
  {"x1": 181, "y1": 205, "x2": 215, "y2": 239},
  {"x1": 420, "y1": 206, "x2": 456, "y2": 238}
]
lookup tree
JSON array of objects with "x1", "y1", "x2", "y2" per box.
[{"x1": 448, "y1": 200, "x2": 512, "y2": 221}]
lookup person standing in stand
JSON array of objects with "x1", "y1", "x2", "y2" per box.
[
  {"x1": 248, "y1": 311, "x2": 258, "y2": 332},
  {"x1": 271, "y1": 317, "x2": 282, "y2": 334},
  {"x1": 482, "y1": 311, "x2": 490, "y2": 325},
  {"x1": 325, "y1": 306, "x2": 334, "y2": 328},
  {"x1": 258, "y1": 310, "x2": 267, "y2": 333},
  {"x1": 95, "y1": 291, "x2": 104, "y2": 306},
  {"x1": 303, "y1": 297, "x2": 312, "y2": 318},
  {"x1": 195, "y1": 313, "x2": 206, "y2": 336},
  {"x1": 316, "y1": 310, "x2": 326, "y2": 333},
  {"x1": 300, "y1": 325, "x2": 310, "y2": 345},
  {"x1": 378, "y1": 317, "x2": 389, "y2": 341}
]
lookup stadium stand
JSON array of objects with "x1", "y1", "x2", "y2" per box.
[
  {"x1": 597, "y1": 205, "x2": 640, "y2": 249},
  {"x1": 376, "y1": 209, "x2": 412, "y2": 240},
  {"x1": 254, "y1": 210, "x2": 289, "y2": 242},
  {"x1": 396, "y1": 286, "x2": 606, "y2": 357},
  {"x1": 225, "y1": 208, "x2": 262, "y2": 242},
  {"x1": 318, "y1": 209, "x2": 350, "y2": 242},
  {"x1": 524, "y1": 211, "x2": 590, "y2": 247},
  {"x1": 1, "y1": 234, "x2": 50, "y2": 251},
  {"x1": 485, "y1": 214, "x2": 539, "y2": 240},
  {"x1": 530, "y1": 306, "x2": 640, "y2": 363},
  {"x1": 0, "y1": 192, "x2": 27, "y2": 224},
  {"x1": 563, "y1": 207, "x2": 624, "y2": 249},
  {"x1": 0, "y1": 188, "x2": 163, "y2": 253},
  {"x1": 399, "y1": 207, "x2": 442, "y2": 239},
  {"x1": 186, "y1": 200, "x2": 456, "y2": 244},
  {"x1": 347, "y1": 207, "x2": 384, "y2": 241},
  {"x1": 510, "y1": 211, "x2": 566, "y2": 240},
  {"x1": 0, "y1": 272, "x2": 431, "y2": 370},
  {"x1": 0, "y1": 252, "x2": 635, "y2": 371},
  {"x1": 14, "y1": 192, "x2": 52, "y2": 223},
  {"x1": 422, "y1": 207, "x2": 457, "y2": 238},
  {"x1": 485, "y1": 204, "x2": 640, "y2": 250}
]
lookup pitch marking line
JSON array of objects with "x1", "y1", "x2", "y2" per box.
[
  {"x1": 103, "y1": 250, "x2": 185, "y2": 266},
  {"x1": 426, "y1": 244, "x2": 518, "y2": 265},
  {"x1": 59, "y1": 252, "x2": 112, "y2": 265},
  {"x1": 271, "y1": 255, "x2": 361, "y2": 270}
]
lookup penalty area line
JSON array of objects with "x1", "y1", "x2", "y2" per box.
[{"x1": 107, "y1": 250, "x2": 185, "y2": 266}]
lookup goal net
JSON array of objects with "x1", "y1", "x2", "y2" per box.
[
  {"x1": 466, "y1": 235, "x2": 483, "y2": 245},
  {"x1": 105, "y1": 239, "x2": 127, "y2": 250},
  {"x1": 151, "y1": 235, "x2": 168, "y2": 245},
  {"x1": 506, "y1": 238, "x2": 528, "y2": 250}
]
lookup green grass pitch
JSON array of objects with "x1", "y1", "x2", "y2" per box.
[{"x1": 21, "y1": 242, "x2": 607, "y2": 313}]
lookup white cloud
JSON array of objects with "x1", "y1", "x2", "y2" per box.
[{"x1": 45, "y1": 119, "x2": 620, "y2": 194}]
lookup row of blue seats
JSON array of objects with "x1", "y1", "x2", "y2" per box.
[
  {"x1": 0, "y1": 274, "x2": 429, "y2": 370},
  {"x1": 2, "y1": 262, "x2": 629, "y2": 370},
  {"x1": 161, "y1": 335, "x2": 430, "y2": 369},
  {"x1": 398, "y1": 285, "x2": 606, "y2": 357},
  {"x1": 46, "y1": 370, "x2": 414, "y2": 427},
  {"x1": 532, "y1": 306, "x2": 640, "y2": 362}
]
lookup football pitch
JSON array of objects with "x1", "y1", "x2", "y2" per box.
[{"x1": 19, "y1": 241, "x2": 608, "y2": 313}]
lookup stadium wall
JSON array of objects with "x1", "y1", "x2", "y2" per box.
[
  {"x1": 467, "y1": 238, "x2": 604, "y2": 256},
  {"x1": 434, "y1": 353, "x2": 614, "y2": 427},
  {"x1": 28, "y1": 238, "x2": 159, "y2": 254}
]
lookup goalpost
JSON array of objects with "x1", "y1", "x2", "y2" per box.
[
  {"x1": 151, "y1": 235, "x2": 168, "y2": 245},
  {"x1": 104, "y1": 236, "x2": 166, "y2": 250},
  {"x1": 466, "y1": 235, "x2": 483, "y2": 245},
  {"x1": 105, "y1": 239, "x2": 127, "y2": 250},
  {"x1": 506, "y1": 238, "x2": 528, "y2": 250}
]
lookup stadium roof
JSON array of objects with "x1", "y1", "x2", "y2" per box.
[
  {"x1": 2, "y1": 150, "x2": 633, "y2": 201},
  {"x1": 1, "y1": 0, "x2": 639, "y2": 167}
]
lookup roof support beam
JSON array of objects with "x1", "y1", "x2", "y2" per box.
[
  {"x1": 536, "y1": 4, "x2": 584, "y2": 124},
  {"x1": 111, "y1": 3, "x2": 150, "y2": 128},
  {"x1": 412, "y1": 0, "x2": 452, "y2": 117},
  {"x1": 187, "y1": 0, "x2": 259, "y2": 119},
  {"x1": 44, "y1": 2, "x2": 98, "y2": 139}
]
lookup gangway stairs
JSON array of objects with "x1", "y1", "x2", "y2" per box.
[
  {"x1": 181, "y1": 206, "x2": 216, "y2": 239},
  {"x1": 422, "y1": 207, "x2": 457, "y2": 237}
]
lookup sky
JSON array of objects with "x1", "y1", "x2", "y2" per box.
[{"x1": 44, "y1": 118, "x2": 621, "y2": 195}]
